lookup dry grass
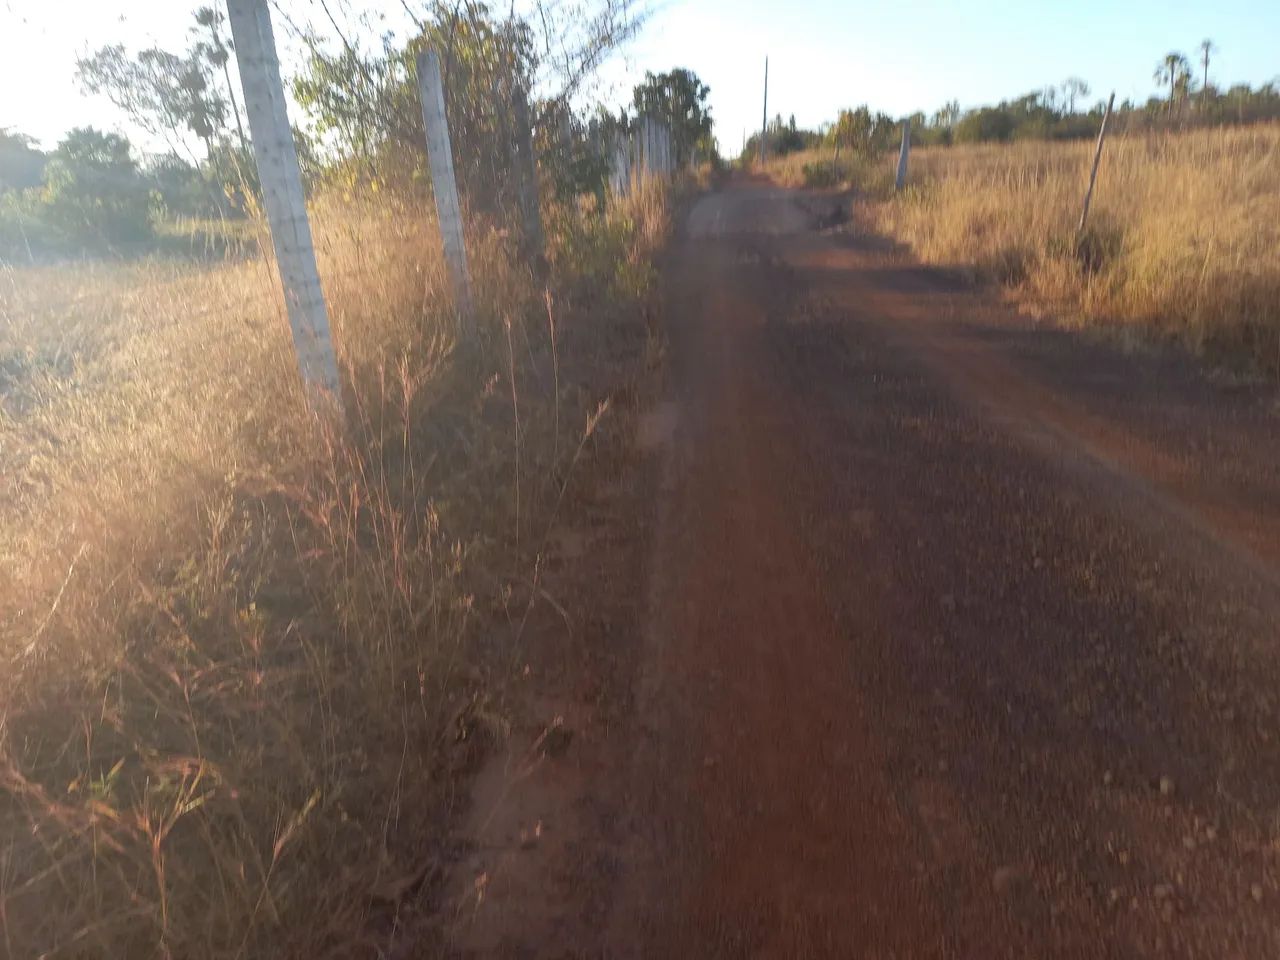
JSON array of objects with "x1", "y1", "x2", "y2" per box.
[
  {"x1": 0, "y1": 178, "x2": 671, "y2": 957},
  {"x1": 876, "y1": 125, "x2": 1280, "y2": 372},
  {"x1": 759, "y1": 148, "x2": 895, "y2": 193}
]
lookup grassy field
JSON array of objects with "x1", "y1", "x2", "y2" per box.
[
  {"x1": 0, "y1": 181, "x2": 670, "y2": 957},
  {"x1": 767, "y1": 124, "x2": 1280, "y2": 374}
]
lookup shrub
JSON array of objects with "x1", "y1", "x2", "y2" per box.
[{"x1": 41, "y1": 127, "x2": 152, "y2": 244}]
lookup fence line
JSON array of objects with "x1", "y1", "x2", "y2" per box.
[{"x1": 608, "y1": 117, "x2": 677, "y2": 197}]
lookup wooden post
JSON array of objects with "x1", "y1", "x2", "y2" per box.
[
  {"x1": 758, "y1": 56, "x2": 769, "y2": 167},
  {"x1": 415, "y1": 49, "x2": 473, "y2": 330},
  {"x1": 225, "y1": 0, "x2": 341, "y2": 400},
  {"x1": 510, "y1": 85, "x2": 545, "y2": 274},
  {"x1": 1078, "y1": 92, "x2": 1116, "y2": 235},
  {"x1": 895, "y1": 120, "x2": 911, "y2": 191}
]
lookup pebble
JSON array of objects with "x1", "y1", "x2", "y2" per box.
[
  {"x1": 1159, "y1": 775, "x2": 1175, "y2": 797},
  {"x1": 1252, "y1": 884, "x2": 1264, "y2": 903}
]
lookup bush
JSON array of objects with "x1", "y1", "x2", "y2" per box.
[
  {"x1": 41, "y1": 127, "x2": 152, "y2": 244},
  {"x1": 0, "y1": 189, "x2": 58, "y2": 259},
  {"x1": 801, "y1": 161, "x2": 844, "y2": 188}
]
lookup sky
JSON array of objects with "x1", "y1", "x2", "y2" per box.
[{"x1": 2, "y1": 0, "x2": 1278, "y2": 153}]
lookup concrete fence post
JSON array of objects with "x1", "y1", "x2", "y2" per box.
[
  {"x1": 759, "y1": 56, "x2": 769, "y2": 167},
  {"x1": 225, "y1": 0, "x2": 342, "y2": 402},
  {"x1": 895, "y1": 120, "x2": 911, "y2": 191},
  {"x1": 415, "y1": 49, "x2": 473, "y2": 331},
  {"x1": 641, "y1": 117, "x2": 652, "y2": 182},
  {"x1": 1078, "y1": 92, "x2": 1116, "y2": 235},
  {"x1": 611, "y1": 132, "x2": 629, "y2": 196}
]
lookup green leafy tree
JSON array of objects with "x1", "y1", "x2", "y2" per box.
[
  {"x1": 955, "y1": 106, "x2": 1016, "y2": 143},
  {"x1": 193, "y1": 6, "x2": 247, "y2": 151},
  {"x1": 42, "y1": 127, "x2": 151, "y2": 243},
  {"x1": 0, "y1": 129, "x2": 46, "y2": 191},
  {"x1": 630, "y1": 68, "x2": 713, "y2": 166},
  {"x1": 289, "y1": 0, "x2": 644, "y2": 209},
  {"x1": 77, "y1": 44, "x2": 227, "y2": 159},
  {"x1": 290, "y1": 5, "x2": 536, "y2": 207}
]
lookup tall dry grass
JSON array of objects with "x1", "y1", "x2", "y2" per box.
[
  {"x1": 876, "y1": 125, "x2": 1280, "y2": 371},
  {"x1": 0, "y1": 179, "x2": 671, "y2": 957},
  {"x1": 759, "y1": 147, "x2": 895, "y2": 194}
]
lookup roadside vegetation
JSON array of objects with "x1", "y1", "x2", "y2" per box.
[
  {"x1": 875, "y1": 126, "x2": 1280, "y2": 372},
  {"x1": 0, "y1": 1, "x2": 712, "y2": 955},
  {"x1": 753, "y1": 43, "x2": 1280, "y2": 375}
]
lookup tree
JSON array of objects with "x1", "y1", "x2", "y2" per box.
[
  {"x1": 1062, "y1": 77, "x2": 1090, "y2": 114},
  {"x1": 288, "y1": 0, "x2": 643, "y2": 207},
  {"x1": 291, "y1": 7, "x2": 536, "y2": 205},
  {"x1": 931, "y1": 100, "x2": 961, "y2": 129},
  {"x1": 77, "y1": 44, "x2": 227, "y2": 159},
  {"x1": 955, "y1": 106, "x2": 1016, "y2": 143},
  {"x1": 1199, "y1": 39, "x2": 1216, "y2": 108},
  {"x1": 1154, "y1": 52, "x2": 1192, "y2": 113},
  {"x1": 193, "y1": 6, "x2": 247, "y2": 152},
  {"x1": 0, "y1": 129, "x2": 46, "y2": 191},
  {"x1": 630, "y1": 68, "x2": 713, "y2": 166},
  {"x1": 41, "y1": 128, "x2": 151, "y2": 243}
]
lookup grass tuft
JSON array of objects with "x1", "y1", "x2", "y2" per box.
[{"x1": 0, "y1": 180, "x2": 673, "y2": 957}]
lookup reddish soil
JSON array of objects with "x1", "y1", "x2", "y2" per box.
[{"x1": 438, "y1": 181, "x2": 1280, "y2": 958}]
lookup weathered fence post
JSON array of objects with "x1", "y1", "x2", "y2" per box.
[
  {"x1": 1078, "y1": 92, "x2": 1116, "y2": 235},
  {"x1": 895, "y1": 120, "x2": 911, "y2": 191},
  {"x1": 758, "y1": 56, "x2": 769, "y2": 167},
  {"x1": 225, "y1": 0, "x2": 342, "y2": 401},
  {"x1": 510, "y1": 84, "x2": 545, "y2": 273},
  {"x1": 611, "y1": 130, "x2": 630, "y2": 196},
  {"x1": 640, "y1": 117, "x2": 650, "y2": 181},
  {"x1": 646, "y1": 117, "x2": 655, "y2": 181},
  {"x1": 415, "y1": 49, "x2": 473, "y2": 331}
]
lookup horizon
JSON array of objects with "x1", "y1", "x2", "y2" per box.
[{"x1": 1, "y1": 0, "x2": 1278, "y2": 154}]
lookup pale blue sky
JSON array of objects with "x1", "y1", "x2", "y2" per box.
[{"x1": 2, "y1": 0, "x2": 1277, "y2": 153}]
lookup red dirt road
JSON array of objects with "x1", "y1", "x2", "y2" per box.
[{"x1": 445, "y1": 183, "x2": 1280, "y2": 958}]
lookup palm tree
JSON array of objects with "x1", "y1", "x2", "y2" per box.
[
  {"x1": 1154, "y1": 52, "x2": 1191, "y2": 113},
  {"x1": 1199, "y1": 39, "x2": 1216, "y2": 107},
  {"x1": 1062, "y1": 77, "x2": 1090, "y2": 114}
]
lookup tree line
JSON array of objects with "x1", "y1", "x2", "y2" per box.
[
  {"x1": 742, "y1": 41, "x2": 1280, "y2": 163},
  {"x1": 0, "y1": 1, "x2": 718, "y2": 260}
]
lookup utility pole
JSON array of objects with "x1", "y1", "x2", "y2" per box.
[
  {"x1": 416, "y1": 49, "x2": 474, "y2": 331},
  {"x1": 226, "y1": 0, "x2": 342, "y2": 401},
  {"x1": 759, "y1": 56, "x2": 769, "y2": 167}
]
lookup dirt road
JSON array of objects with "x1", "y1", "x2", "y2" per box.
[{"x1": 446, "y1": 182, "x2": 1280, "y2": 958}]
